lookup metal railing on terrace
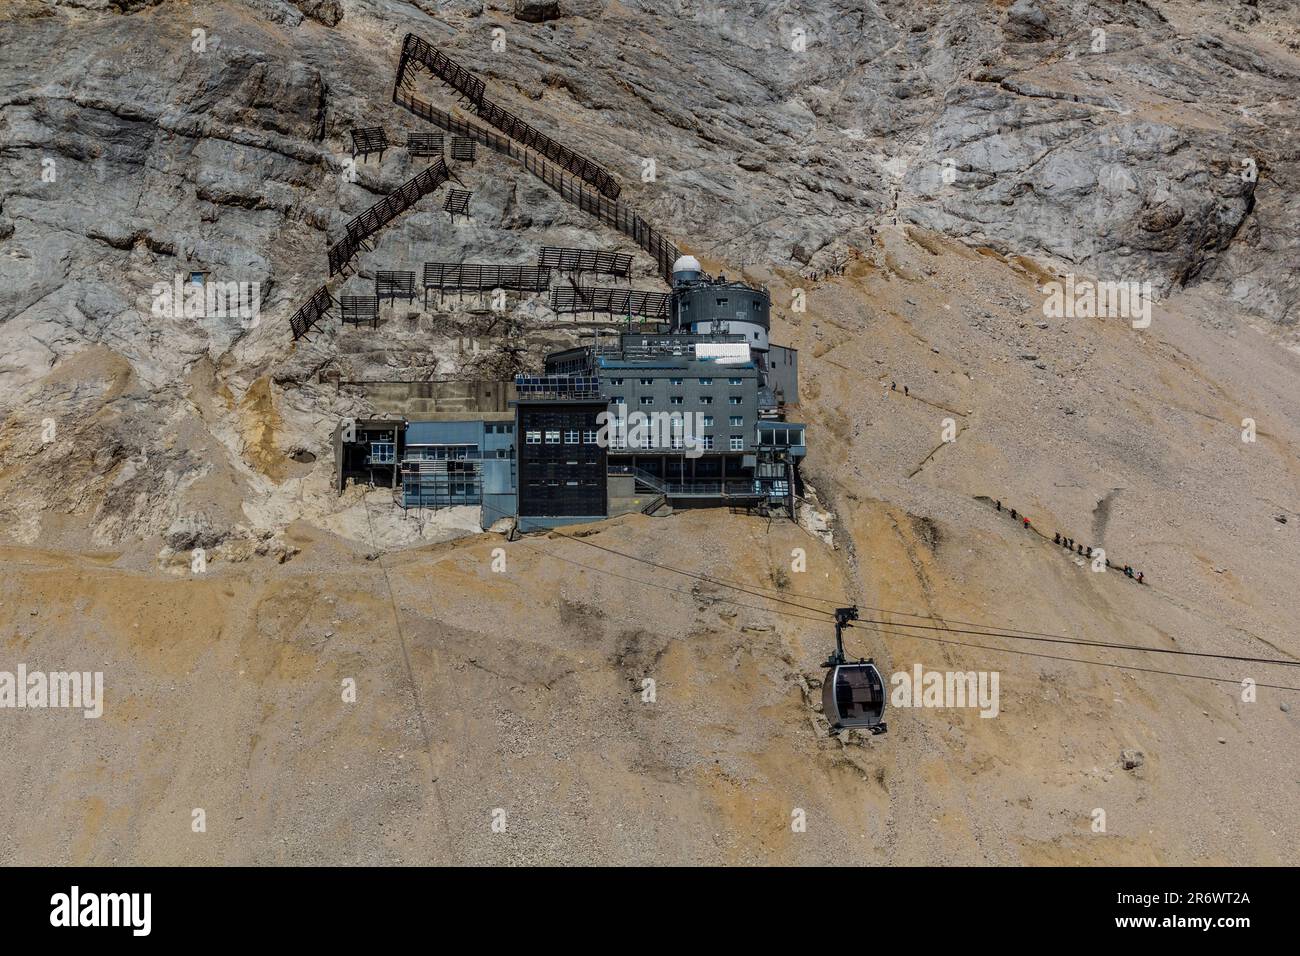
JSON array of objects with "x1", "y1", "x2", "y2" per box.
[
  {"x1": 608, "y1": 468, "x2": 764, "y2": 499},
  {"x1": 607, "y1": 464, "x2": 668, "y2": 494},
  {"x1": 664, "y1": 480, "x2": 762, "y2": 498}
]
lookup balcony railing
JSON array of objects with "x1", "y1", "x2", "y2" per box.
[{"x1": 663, "y1": 480, "x2": 762, "y2": 498}]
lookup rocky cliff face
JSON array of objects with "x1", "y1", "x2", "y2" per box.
[
  {"x1": 1, "y1": 0, "x2": 1296, "y2": 549},
  {"x1": 2, "y1": 0, "x2": 1300, "y2": 866}
]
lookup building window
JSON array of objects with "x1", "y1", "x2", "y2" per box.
[
  {"x1": 729, "y1": 416, "x2": 743, "y2": 427},
  {"x1": 612, "y1": 396, "x2": 625, "y2": 406},
  {"x1": 640, "y1": 396, "x2": 654, "y2": 406},
  {"x1": 545, "y1": 430, "x2": 561, "y2": 444},
  {"x1": 730, "y1": 436, "x2": 744, "y2": 451},
  {"x1": 728, "y1": 396, "x2": 742, "y2": 405},
  {"x1": 699, "y1": 395, "x2": 713, "y2": 405},
  {"x1": 702, "y1": 415, "x2": 714, "y2": 427},
  {"x1": 702, "y1": 435, "x2": 714, "y2": 450},
  {"x1": 670, "y1": 396, "x2": 683, "y2": 405},
  {"x1": 716, "y1": 298, "x2": 728, "y2": 306},
  {"x1": 639, "y1": 378, "x2": 654, "y2": 386},
  {"x1": 670, "y1": 433, "x2": 684, "y2": 449},
  {"x1": 698, "y1": 377, "x2": 713, "y2": 385},
  {"x1": 727, "y1": 377, "x2": 742, "y2": 385},
  {"x1": 370, "y1": 442, "x2": 395, "y2": 464},
  {"x1": 609, "y1": 377, "x2": 624, "y2": 385},
  {"x1": 526, "y1": 430, "x2": 541, "y2": 444},
  {"x1": 496, "y1": 448, "x2": 510, "y2": 458},
  {"x1": 564, "y1": 430, "x2": 579, "y2": 444},
  {"x1": 583, "y1": 429, "x2": 598, "y2": 444},
  {"x1": 669, "y1": 378, "x2": 683, "y2": 385}
]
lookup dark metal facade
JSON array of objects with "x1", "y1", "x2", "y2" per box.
[
  {"x1": 515, "y1": 401, "x2": 608, "y2": 519},
  {"x1": 671, "y1": 279, "x2": 771, "y2": 334}
]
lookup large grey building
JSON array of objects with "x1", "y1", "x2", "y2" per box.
[
  {"x1": 339, "y1": 258, "x2": 808, "y2": 528},
  {"x1": 517, "y1": 255, "x2": 806, "y2": 512}
]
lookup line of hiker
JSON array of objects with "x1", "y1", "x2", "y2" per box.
[
  {"x1": 993, "y1": 499, "x2": 1145, "y2": 584},
  {"x1": 994, "y1": 499, "x2": 1032, "y2": 530}
]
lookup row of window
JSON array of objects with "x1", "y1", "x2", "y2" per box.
[
  {"x1": 757, "y1": 426, "x2": 806, "y2": 446},
  {"x1": 678, "y1": 298, "x2": 764, "y2": 310},
  {"x1": 524, "y1": 432, "x2": 749, "y2": 450},
  {"x1": 607, "y1": 406, "x2": 747, "y2": 426},
  {"x1": 525, "y1": 430, "x2": 601, "y2": 445},
  {"x1": 664, "y1": 415, "x2": 745, "y2": 427},
  {"x1": 608, "y1": 435, "x2": 746, "y2": 451},
  {"x1": 608, "y1": 377, "x2": 745, "y2": 386},
  {"x1": 611, "y1": 396, "x2": 745, "y2": 407},
  {"x1": 525, "y1": 479, "x2": 602, "y2": 487},
  {"x1": 404, "y1": 447, "x2": 511, "y2": 460}
]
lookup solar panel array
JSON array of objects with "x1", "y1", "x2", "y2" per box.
[{"x1": 537, "y1": 247, "x2": 632, "y2": 278}]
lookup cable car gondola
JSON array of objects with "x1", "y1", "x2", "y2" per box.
[{"x1": 821, "y1": 607, "x2": 887, "y2": 735}]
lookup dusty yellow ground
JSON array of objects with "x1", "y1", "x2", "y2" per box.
[{"x1": 2, "y1": 230, "x2": 1298, "y2": 865}]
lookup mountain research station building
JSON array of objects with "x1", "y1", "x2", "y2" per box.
[{"x1": 335, "y1": 256, "x2": 806, "y2": 530}]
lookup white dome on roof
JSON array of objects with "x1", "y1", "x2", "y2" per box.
[{"x1": 672, "y1": 255, "x2": 702, "y2": 273}]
